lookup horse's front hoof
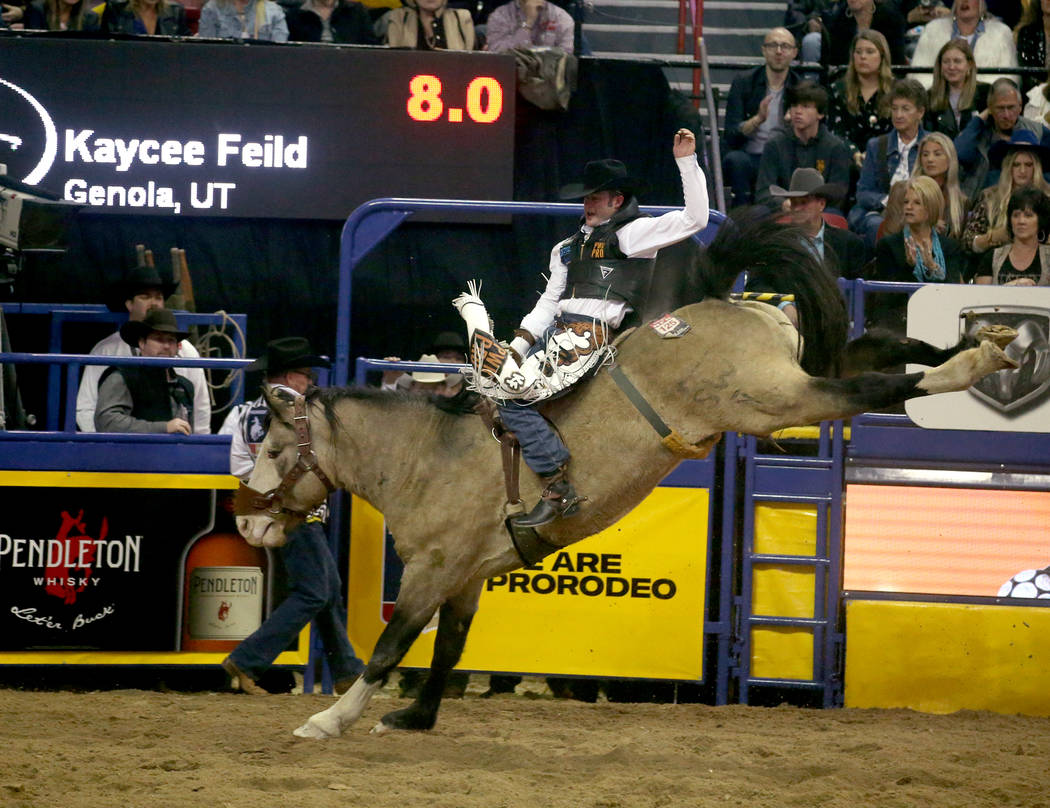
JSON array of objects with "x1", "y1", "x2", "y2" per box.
[
  {"x1": 370, "y1": 721, "x2": 392, "y2": 735},
  {"x1": 377, "y1": 704, "x2": 437, "y2": 732},
  {"x1": 293, "y1": 711, "x2": 340, "y2": 740}
]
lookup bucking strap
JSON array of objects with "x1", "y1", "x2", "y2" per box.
[{"x1": 608, "y1": 365, "x2": 717, "y2": 460}]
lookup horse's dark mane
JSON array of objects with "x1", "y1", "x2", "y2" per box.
[
  {"x1": 697, "y1": 212, "x2": 848, "y2": 376},
  {"x1": 312, "y1": 384, "x2": 452, "y2": 432}
]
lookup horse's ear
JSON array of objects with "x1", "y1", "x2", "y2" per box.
[{"x1": 262, "y1": 385, "x2": 296, "y2": 426}]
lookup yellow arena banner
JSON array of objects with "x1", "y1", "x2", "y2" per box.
[{"x1": 346, "y1": 486, "x2": 711, "y2": 681}]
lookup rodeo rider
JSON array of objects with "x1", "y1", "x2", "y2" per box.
[{"x1": 498, "y1": 128, "x2": 710, "y2": 527}]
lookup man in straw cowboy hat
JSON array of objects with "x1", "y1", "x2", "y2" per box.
[
  {"x1": 219, "y1": 336, "x2": 365, "y2": 695},
  {"x1": 455, "y1": 128, "x2": 709, "y2": 527},
  {"x1": 77, "y1": 263, "x2": 210, "y2": 434},
  {"x1": 94, "y1": 308, "x2": 196, "y2": 434}
]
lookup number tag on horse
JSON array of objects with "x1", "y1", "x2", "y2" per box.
[{"x1": 648, "y1": 314, "x2": 691, "y2": 339}]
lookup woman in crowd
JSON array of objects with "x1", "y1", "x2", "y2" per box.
[
  {"x1": 822, "y1": 0, "x2": 907, "y2": 68},
  {"x1": 102, "y1": 0, "x2": 191, "y2": 35},
  {"x1": 910, "y1": 0, "x2": 1018, "y2": 89},
  {"x1": 1014, "y1": 0, "x2": 1050, "y2": 95},
  {"x1": 197, "y1": 0, "x2": 287, "y2": 40},
  {"x1": 828, "y1": 30, "x2": 894, "y2": 166},
  {"x1": 285, "y1": 0, "x2": 376, "y2": 43},
  {"x1": 24, "y1": 0, "x2": 100, "y2": 29},
  {"x1": 912, "y1": 132, "x2": 969, "y2": 238},
  {"x1": 1024, "y1": 65, "x2": 1050, "y2": 123},
  {"x1": 974, "y1": 186, "x2": 1050, "y2": 283},
  {"x1": 381, "y1": 0, "x2": 475, "y2": 49},
  {"x1": 963, "y1": 134, "x2": 1050, "y2": 255},
  {"x1": 924, "y1": 39, "x2": 991, "y2": 137},
  {"x1": 875, "y1": 175, "x2": 966, "y2": 282}
]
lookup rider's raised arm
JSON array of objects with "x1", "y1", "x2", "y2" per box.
[
  {"x1": 616, "y1": 153, "x2": 709, "y2": 258},
  {"x1": 513, "y1": 238, "x2": 572, "y2": 353}
]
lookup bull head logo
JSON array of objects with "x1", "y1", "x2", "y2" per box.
[{"x1": 962, "y1": 306, "x2": 1050, "y2": 413}]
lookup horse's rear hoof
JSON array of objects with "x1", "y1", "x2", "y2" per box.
[
  {"x1": 370, "y1": 721, "x2": 392, "y2": 735},
  {"x1": 976, "y1": 324, "x2": 1018, "y2": 350}
]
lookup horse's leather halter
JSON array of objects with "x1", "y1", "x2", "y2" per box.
[{"x1": 233, "y1": 395, "x2": 337, "y2": 519}]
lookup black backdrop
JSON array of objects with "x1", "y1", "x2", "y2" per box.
[{"x1": 9, "y1": 56, "x2": 703, "y2": 408}]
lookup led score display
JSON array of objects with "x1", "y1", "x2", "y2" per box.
[{"x1": 0, "y1": 38, "x2": 516, "y2": 220}]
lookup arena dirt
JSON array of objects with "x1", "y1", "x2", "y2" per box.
[{"x1": 2, "y1": 676, "x2": 1048, "y2": 808}]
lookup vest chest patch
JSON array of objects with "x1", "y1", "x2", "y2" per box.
[{"x1": 591, "y1": 241, "x2": 606, "y2": 258}]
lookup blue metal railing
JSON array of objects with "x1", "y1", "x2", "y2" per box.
[{"x1": 0, "y1": 352, "x2": 253, "y2": 433}]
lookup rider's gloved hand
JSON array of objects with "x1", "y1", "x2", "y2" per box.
[{"x1": 509, "y1": 329, "x2": 535, "y2": 364}]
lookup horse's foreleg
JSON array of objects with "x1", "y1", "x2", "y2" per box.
[
  {"x1": 373, "y1": 581, "x2": 482, "y2": 734},
  {"x1": 293, "y1": 574, "x2": 446, "y2": 739}
]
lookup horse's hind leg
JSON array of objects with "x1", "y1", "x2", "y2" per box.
[
  {"x1": 842, "y1": 326, "x2": 1018, "y2": 375},
  {"x1": 373, "y1": 580, "x2": 482, "y2": 734},
  {"x1": 799, "y1": 341, "x2": 1016, "y2": 423},
  {"x1": 728, "y1": 341, "x2": 1017, "y2": 435}
]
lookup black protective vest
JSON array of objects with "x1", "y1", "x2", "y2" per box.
[
  {"x1": 101, "y1": 365, "x2": 195, "y2": 425},
  {"x1": 563, "y1": 199, "x2": 655, "y2": 311}
]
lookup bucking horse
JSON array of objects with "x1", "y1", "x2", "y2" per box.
[{"x1": 235, "y1": 218, "x2": 1017, "y2": 739}]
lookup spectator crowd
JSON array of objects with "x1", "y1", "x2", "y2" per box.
[
  {"x1": 725, "y1": 1, "x2": 1050, "y2": 290},
  {"x1": 0, "y1": 0, "x2": 578, "y2": 52}
]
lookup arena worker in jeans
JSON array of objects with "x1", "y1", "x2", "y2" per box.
[
  {"x1": 219, "y1": 337, "x2": 364, "y2": 695},
  {"x1": 458, "y1": 129, "x2": 708, "y2": 528}
]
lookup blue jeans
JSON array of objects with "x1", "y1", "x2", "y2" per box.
[
  {"x1": 229, "y1": 519, "x2": 363, "y2": 682},
  {"x1": 499, "y1": 403, "x2": 570, "y2": 476}
]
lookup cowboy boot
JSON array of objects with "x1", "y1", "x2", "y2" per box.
[{"x1": 513, "y1": 466, "x2": 583, "y2": 528}]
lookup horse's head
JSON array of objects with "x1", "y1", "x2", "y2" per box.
[{"x1": 234, "y1": 386, "x2": 337, "y2": 547}]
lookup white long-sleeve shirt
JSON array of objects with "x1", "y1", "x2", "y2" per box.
[
  {"x1": 75, "y1": 330, "x2": 211, "y2": 434},
  {"x1": 513, "y1": 154, "x2": 709, "y2": 351}
]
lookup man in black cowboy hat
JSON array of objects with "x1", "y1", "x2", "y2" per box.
[
  {"x1": 750, "y1": 168, "x2": 867, "y2": 327},
  {"x1": 218, "y1": 336, "x2": 364, "y2": 695},
  {"x1": 771, "y1": 168, "x2": 867, "y2": 275},
  {"x1": 497, "y1": 128, "x2": 709, "y2": 527},
  {"x1": 76, "y1": 264, "x2": 210, "y2": 433},
  {"x1": 94, "y1": 309, "x2": 195, "y2": 434}
]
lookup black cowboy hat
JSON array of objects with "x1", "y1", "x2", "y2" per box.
[
  {"x1": 245, "y1": 336, "x2": 331, "y2": 374},
  {"x1": 559, "y1": 158, "x2": 648, "y2": 200},
  {"x1": 769, "y1": 167, "x2": 847, "y2": 206},
  {"x1": 430, "y1": 330, "x2": 467, "y2": 354},
  {"x1": 119, "y1": 308, "x2": 188, "y2": 347},
  {"x1": 988, "y1": 129, "x2": 1050, "y2": 170},
  {"x1": 106, "y1": 264, "x2": 178, "y2": 313}
]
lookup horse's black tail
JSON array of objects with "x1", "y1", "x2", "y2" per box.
[{"x1": 698, "y1": 211, "x2": 848, "y2": 377}]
